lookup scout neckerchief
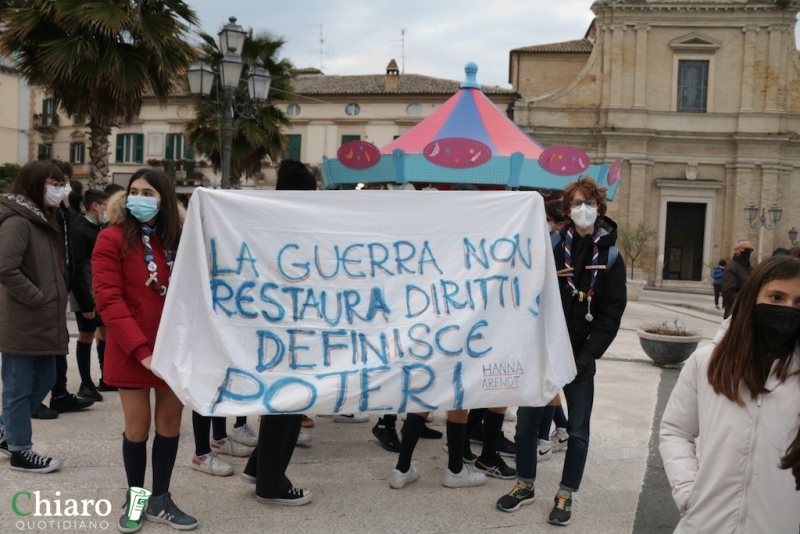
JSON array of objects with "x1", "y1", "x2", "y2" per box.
[
  {"x1": 140, "y1": 225, "x2": 174, "y2": 297},
  {"x1": 564, "y1": 225, "x2": 601, "y2": 322}
]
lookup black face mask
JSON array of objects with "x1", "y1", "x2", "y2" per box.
[
  {"x1": 753, "y1": 304, "x2": 800, "y2": 347},
  {"x1": 739, "y1": 248, "x2": 753, "y2": 261}
]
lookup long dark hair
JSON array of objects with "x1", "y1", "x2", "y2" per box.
[
  {"x1": 11, "y1": 160, "x2": 63, "y2": 222},
  {"x1": 782, "y1": 427, "x2": 800, "y2": 490},
  {"x1": 708, "y1": 255, "x2": 800, "y2": 405},
  {"x1": 121, "y1": 170, "x2": 181, "y2": 255}
]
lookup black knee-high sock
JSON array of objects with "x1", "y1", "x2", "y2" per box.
[
  {"x1": 151, "y1": 433, "x2": 179, "y2": 497},
  {"x1": 480, "y1": 410, "x2": 505, "y2": 461},
  {"x1": 465, "y1": 408, "x2": 487, "y2": 448},
  {"x1": 234, "y1": 416, "x2": 247, "y2": 428},
  {"x1": 122, "y1": 433, "x2": 147, "y2": 489},
  {"x1": 191, "y1": 412, "x2": 211, "y2": 456},
  {"x1": 395, "y1": 414, "x2": 426, "y2": 473},
  {"x1": 539, "y1": 406, "x2": 556, "y2": 440},
  {"x1": 76, "y1": 341, "x2": 93, "y2": 386},
  {"x1": 97, "y1": 339, "x2": 106, "y2": 378},
  {"x1": 211, "y1": 416, "x2": 227, "y2": 441},
  {"x1": 446, "y1": 420, "x2": 467, "y2": 474},
  {"x1": 553, "y1": 405, "x2": 568, "y2": 429}
]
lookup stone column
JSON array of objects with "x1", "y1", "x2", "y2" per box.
[
  {"x1": 610, "y1": 24, "x2": 625, "y2": 108},
  {"x1": 627, "y1": 159, "x2": 649, "y2": 224},
  {"x1": 602, "y1": 25, "x2": 612, "y2": 107},
  {"x1": 634, "y1": 24, "x2": 650, "y2": 109},
  {"x1": 759, "y1": 165, "x2": 780, "y2": 260},
  {"x1": 733, "y1": 163, "x2": 756, "y2": 245},
  {"x1": 740, "y1": 26, "x2": 759, "y2": 112},
  {"x1": 765, "y1": 26, "x2": 782, "y2": 112}
]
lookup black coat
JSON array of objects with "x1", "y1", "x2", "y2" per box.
[
  {"x1": 55, "y1": 204, "x2": 74, "y2": 292},
  {"x1": 69, "y1": 214, "x2": 102, "y2": 312},
  {"x1": 553, "y1": 216, "x2": 627, "y2": 377},
  {"x1": 721, "y1": 254, "x2": 751, "y2": 319}
]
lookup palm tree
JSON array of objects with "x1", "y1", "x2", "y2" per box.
[
  {"x1": 184, "y1": 29, "x2": 294, "y2": 187},
  {"x1": 0, "y1": 0, "x2": 197, "y2": 187}
]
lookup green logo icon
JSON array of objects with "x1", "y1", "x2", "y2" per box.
[{"x1": 126, "y1": 487, "x2": 152, "y2": 527}]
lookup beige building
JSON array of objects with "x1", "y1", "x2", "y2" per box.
[
  {"x1": 0, "y1": 54, "x2": 31, "y2": 166},
  {"x1": 511, "y1": 0, "x2": 800, "y2": 288},
  {"x1": 278, "y1": 61, "x2": 518, "y2": 167}
]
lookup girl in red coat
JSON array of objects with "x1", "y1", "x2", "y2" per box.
[{"x1": 93, "y1": 169, "x2": 197, "y2": 532}]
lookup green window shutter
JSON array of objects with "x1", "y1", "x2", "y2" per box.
[
  {"x1": 165, "y1": 133, "x2": 175, "y2": 160},
  {"x1": 38, "y1": 144, "x2": 48, "y2": 160},
  {"x1": 341, "y1": 135, "x2": 360, "y2": 146},
  {"x1": 184, "y1": 143, "x2": 194, "y2": 159},
  {"x1": 116, "y1": 135, "x2": 124, "y2": 162},
  {"x1": 284, "y1": 135, "x2": 301, "y2": 161},
  {"x1": 135, "y1": 134, "x2": 144, "y2": 163}
]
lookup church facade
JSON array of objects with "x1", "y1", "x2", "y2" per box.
[{"x1": 511, "y1": 0, "x2": 800, "y2": 287}]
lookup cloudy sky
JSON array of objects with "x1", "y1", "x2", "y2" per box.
[{"x1": 186, "y1": 0, "x2": 596, "y2": 89}]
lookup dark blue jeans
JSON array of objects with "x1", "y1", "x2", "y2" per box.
[
  {"x1": 0, "y1": 353, "x2": 57, "y2": 451},
  {"x1": 515, "y1": 376, "x2": 594, "y2": 492}
]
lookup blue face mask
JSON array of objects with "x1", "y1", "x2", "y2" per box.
[{"x1": 126, "y1": 195, "x2": 159, "y2": 223}]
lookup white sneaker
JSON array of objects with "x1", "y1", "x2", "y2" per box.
[
  {"x1": 389, "y1": 466, "x2": 420, "y2": 489},
  {"x1": 551, "y1": 428, "x2": 569, "y2": 452},
  {"x1": 210, "y1": 437, "x2": 253, "y2": 457},
  {"x1": 504, "y1": 409, "x2": 517, "y2": 422},
  {"x1": 426, "y1": 412, "x2": 435, "y2": 423},
  {"x1": 332, "y1": 413, "x2": 369, "y2": 423},
  {"x1": 297, "y1": 431, "x2": 312, "y2": 446},
  {"x1": 537, "y1": 439, "x2": 553, "y2": 462},
  {"x1": 191, "y1": 453, "x2": 233, "y2": 476},
  {"x1": 229, "y1": 423, "x2": 258, "y2": 447},
  {"x1": 442, "y1": 463, "x2": 486, "y2": 488},
  {"x1": 242, "y1": 472, "x2": 256, "y2": 484}
]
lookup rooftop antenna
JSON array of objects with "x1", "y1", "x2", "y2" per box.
[
  {"x1": 390, "y1": 29, "x2": 408, "y2": 73},
  {"x1": 307, "y1": 25, "x2": 332, "y2": 70}
]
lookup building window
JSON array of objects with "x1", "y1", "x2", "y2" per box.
[
  {"x1": 345, "y1": 104, "x2": 361, "y2": 116},
  {"x1": 37, "y1": 143, "x2": 52, "y2": 161},
  {"x1": 406, "y1": 103, "x2": 422, "y2": 116},
  {"x1": 341, "y1": 135, "x2": 361, "y2": 146},
  {"x1": 287, "y1": 104, "x2": 301, "y2": 116},
  {"x1": 116, "y1": 133, "x2": 144, "y2": 163},
  {"x1": 42, "y1": 98, "x2": 55, "y2": 116},
  {"x1": 165, "y1": 133, "x2": 193, "y2": 160},
  {"x1": 283, "y1": 134, "x2": 302, "y2": 161},
  {"x1": 69, "y1": 142, "x2": 85, "y2": 164},
  {"x1": 677, "y1": 60, "x2": 709, "y2": 113}
]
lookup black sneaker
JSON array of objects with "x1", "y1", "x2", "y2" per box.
[
  {"x1": 372, "y1": 417, "x2": 401, "y2": 452},
  {"x1": 10, "y1": 449, "x2": 62, "y2": 473},
  {"x1": 256, "y1": 486, "x2": 313, "y2": 506},
  {"x1": 470, "y1": 423, "x2": 484, "y2": 445},
  {"x1": 0, "y1": 427, "x2": 10, "y2": 457},
  {"x1": 78, "y1": 383, "x2": 103, "y2": 402},
  {"x1": 31, "y1": 403, "x2": 58, "y2": 419},
  {"x1": 420, "y1": 423, "x2": 443, "y2": 440},
  {"x1": 442, "y1": 444, "x2": 477, "y2": 464},
  {"x1": 475, "y1": 454, "x2": 517, "y2": 479},
  {"x1": 144, "y1": 492, "x2": 197, "y2": 530},
  {"x1": 548, "y1": 489, "x2": 572, "y2": 525},
  {"x1": 496, "y1": 481, "x2": 535, "y2": 513},
  {"x1": 497, "y1": 433, "x2": 516, "y2": 458},
  {"x1": 97, "y1": 379, "x2": 118, "y2": 392},
  {"x1": 50, "y1": 393, "x2": 94, "y2": 413}
]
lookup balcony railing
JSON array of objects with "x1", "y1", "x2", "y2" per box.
[{"x1": 33, "y1": 113, "x2": 60, "y2": 130}]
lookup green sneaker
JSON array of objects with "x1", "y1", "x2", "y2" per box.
[
  {"x1": 496, "y1": 481, "x2": 535, "y2": 513},
  {"x1": 548, "y1": 489, "x2": 572, "y2": 526}
]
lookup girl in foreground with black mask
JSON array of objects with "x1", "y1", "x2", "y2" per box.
[{"x1": 660, "y1": 255, "x2": 800, "y2": 533}]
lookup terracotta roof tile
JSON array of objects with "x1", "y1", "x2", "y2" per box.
[
  {"x1": 512, "y1": 39, "x2": 593, "y2": 54},
  {"x1": 293, "y1": 73, "x2": 516, "y2": 96}
]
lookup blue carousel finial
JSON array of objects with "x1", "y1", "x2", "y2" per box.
[{"x1": 460, "y1": 62, "x2": 481, "y2": 90}]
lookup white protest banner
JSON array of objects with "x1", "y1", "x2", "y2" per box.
[{"x1": 152, "y1": 189, "x2": 575, "y2": 416}]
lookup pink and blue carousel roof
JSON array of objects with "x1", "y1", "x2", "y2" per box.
[{"x1": 320, "y1": 63, "x2": 621, "y2": 199}]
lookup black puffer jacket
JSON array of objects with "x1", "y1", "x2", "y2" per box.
[
  {"x1": 69, "y1": 214, "x2": 102, "y2": 313},
  {"x1": 552, "y1": 216, "x2": 627, "y2": 377}
]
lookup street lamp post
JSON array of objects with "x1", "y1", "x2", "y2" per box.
[
  {"x1": 186, "y1": 17, "x2": 272, "y2": 189},
  {"x1": 744, "y1": 201, "x2": 782, "y2": 262},
  {"x1": 788, "y1": 227, "x2": 799, "y2": 247}
]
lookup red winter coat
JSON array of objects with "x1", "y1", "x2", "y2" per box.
[{"x1": 92, "y1": 191, "x2": 177, "y2": 388}]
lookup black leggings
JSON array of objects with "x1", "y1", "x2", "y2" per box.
[{"x1": 191, "y1": 412, "x2": 228, "y2": 456}]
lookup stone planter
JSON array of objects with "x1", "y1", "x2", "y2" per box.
[
  {"x1": 627, "y1": 278, "x2": 647, "y2": 302},
  {"x1": 637, "y1": 330, "x2": 702, "y2": 368}
]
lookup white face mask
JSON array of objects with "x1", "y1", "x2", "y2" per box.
[
  {"x1": 98, "y1": 211, "x2": 109, "y2": 224},
  {"x1": 571, "y1": 204, "x2": 598, "y2": 229},
  {"x1": 44, "y1": 184, "x2": 68, "y2": 207}
]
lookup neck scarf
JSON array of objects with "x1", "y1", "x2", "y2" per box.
[
  {"x1": 141, "y1": 225, "x2": 174, "y2": 297},
  {"x1": 564, "y1": 225, "x2": 601, "y2": 322}
]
